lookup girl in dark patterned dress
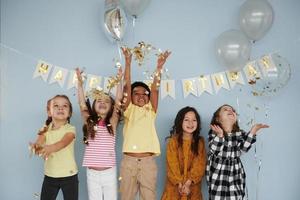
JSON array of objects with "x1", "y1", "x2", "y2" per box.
[{"x1": 206, "y1": 104, "x2": 269, "y2": 200}]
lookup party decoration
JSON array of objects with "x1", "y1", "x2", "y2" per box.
[
  {"x1": 182, "y1": 79, "x2": 197, "y2": 98},
  {"x1": 33, "y1": 61, "x2": 53, "y2": 82},
  {"x1": 239, "y1": 0, "x2": 274, "y2": 41},
  {"x1": 211, "y1": 72, "x2": 230, "y2": 94},
  {"x1": 215, "y1": 29, "x2": 252, "y2": 71},
  {"x1": 85, "y1": 74, "x2": 102, "y2": 92},
  {"x1": 251, "y1": 53, "x2": 291, "y2": 96},
  {"x1": 104, "y1": 0, "x2": 127, "y2": 42},
  {"x1": 226, "y1": 71, "x2": 245, "y2": 88},
  {"x1": 161, "y1": 80, "x2": 175, "y2": 99},
  {"x1": 120, "y1": 0, "x2": 151, "y2": 18},
  {"x1": 48, "y1": 66, "x2": 68, "y2": 87},
  {"x1": 197, "y1": 75, "x2": 213, "y2": 95}
]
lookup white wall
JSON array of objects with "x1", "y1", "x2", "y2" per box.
[{"x1": 1, "y1": 0, "x2": 300, "y2": 199}]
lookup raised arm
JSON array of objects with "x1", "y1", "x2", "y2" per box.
[
  {"x1": 110, "y1": 67, "x2": 123, "y2": 132},
  {"x1": 121, "y1": 47, "x2": 132, "y2": 110},
  {"x1": 150, "y1": 51, "x2": 171, "y2": 112},
  {"x1": 76, "y1": 68, "x2": 89, "y2": 122}
]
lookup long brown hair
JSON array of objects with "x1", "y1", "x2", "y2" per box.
[
  {"x1": 209, "y1": 104, "x2": 240, "y2": 135},
  {"x1": 167, "y1": 106, "x2": 202, "y2": 155},
  {"x1": 38, "y1": 95, "x2": 73, "y2": 135},
  {"x1": 83, "y1": 95, "x2": 118, "y2": 145}
]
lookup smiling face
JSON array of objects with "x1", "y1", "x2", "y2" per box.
[
  {"x1": 132, "y1": 86, "x2": 150, "y2": 107},
  {"x1": 218, "y1": 105, "x2": 237, "y2": 125},
  {"x1": 93, "y1": 95, "x2": 112, "y2": 117},
  {"x1": 182, "y1": 111, "x2": 198, "y2": 135},
  {"x1": 47, "y1": 96, "x2": 71, "y2": 122}
]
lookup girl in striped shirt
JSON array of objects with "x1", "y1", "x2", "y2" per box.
[{"x1": 76, "y1": 68, "x2": 123, "y2": 200}]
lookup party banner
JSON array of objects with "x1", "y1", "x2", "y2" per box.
[
  {"x1": 33, "y1": 60, "x2": 53, "y2": 82},
  {"x1": 226, "y1": 71, "x2": 245, "y2": 89},
  {"x1": 161, "y1": 80, "x2": 175, "y2": 99},
  {"x1": 48, "y1": 66, "x2": 68, "y2": 88},
  {"x1": 197, "y1": 75, "x2": 213, "y2": 95},
  {"x1": 243, "y1": 61, "x2": 262, "y2": 84},
  {"x1": 211, "y1": 72, "x2": 230, "y2": 94},
  {"x1": 182, "y1": 78, "x2": 198, "y2": 98},
  {"x1": 85, "y1": 74, "x2": 102, "y2": 92}
]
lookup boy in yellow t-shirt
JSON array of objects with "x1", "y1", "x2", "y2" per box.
[{"x1": 119, "y1": 47, "x2": 171, "y2": 200}]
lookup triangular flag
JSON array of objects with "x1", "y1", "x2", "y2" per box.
[
  {"x1": 85, "y1": 74, "x2": 102, "y2": 92},
  {"x1": 182, "y1": 78, "x2": 197, "y2": 98},
  {"x1": 226, "y1": 71, "x2": 245, "y2": 89},
  {"x1": 197, "y1": 75, "x2": 213, "y2": 95},
  {"x1": 161, "y1": 80, "x2": 175, "y2": 99},
  {"x1": 48, "y1": 66, "x2": 68, "y2": 88},
  {"x1": 211, "y1": 72, "x2": 230, "y2": 94},
  {"x1": 33, "y1": 60, "x2": 53, "y2": 82}
]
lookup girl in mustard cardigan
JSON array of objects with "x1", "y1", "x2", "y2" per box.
[{"x1": 161, "y1": 106, "x2": 206, "y2": 200}]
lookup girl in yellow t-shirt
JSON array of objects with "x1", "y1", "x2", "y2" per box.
[{"x1": 30, "y1": 95, "x2": 78, "y2": 200}]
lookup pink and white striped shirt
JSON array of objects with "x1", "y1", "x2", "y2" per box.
[{"x1": 82, "y1": 123, "x2": 116, "y2": 168}]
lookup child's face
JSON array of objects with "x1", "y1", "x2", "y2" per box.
[
  {"x1": 182, "y1": 111, "x2": 198, "y2": 135},
  {"x1": 48, "y1": 97, "x2": 71, "y2": 121},
  {"x1": 218, "y1": 105, "x2": 237, "y2": 124},
  {"x1": 132, "y1": 86, "x2": 149, "y2": 107},
  {"x1": 94, "y1": 95, "x2": 112, "y2": 117}
]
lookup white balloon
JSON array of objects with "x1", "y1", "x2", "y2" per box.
[
  {"x1": 120, "y1": 0, "x2": 151, "y2": 18},
  {"x1": 104, "y1": 7, "x2": 127, "y2": 41},
  {"x1": 215, "y1": 29, "x2": 252, "y2": 71},
  {"x1": 239, "y1": 0, "x2": 274, "y2": 41}
]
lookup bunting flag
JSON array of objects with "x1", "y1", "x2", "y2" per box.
[
  {"x1": 243, "y1": 61, "x2": 262, "y2": 84},
  {"x1": 226, "y1": 71, "x2": 245, "y2": 89},
  {"x1": 211, "y1": 72, "x2": 230, "y2": 94},
  {"x1": 182, "y1": 78, "x2": 198, "y2": 98},
  {"x1": 67, "y1": 70, "x2": 78, "y2": 90},
  {"x1": 258, "y1": 54, "x2": 277, "y2": 77},
  {"x1": 161, "y1": 80, "x2": 175, "y2": 99},
  {"x1": 197, "y1": 75, "x2": 213, "y2": 95},
  {"x1": 103, "y1": 77, "x2": 117, "y2": 97},
  {"x1": 33, "y1": 60, "x2": 53, "y2": 82},
  {"x1": 48, "y1": 66, "x2": 68, "y2": 88},
  {"x1": 29, "y1": 53, "x2": 277, "y2": 100},
  {"x1": 85, "y1": 74, "x2": 102, "y2": 92}
]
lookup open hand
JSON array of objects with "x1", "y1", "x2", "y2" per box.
[
  {"x1": 211, "y1": 124, "x2": 224, "y2": 138},
  {"x1": 121, "y1": 47, "x2": 132, "y2": 63},
  {"x1": 157, "y1": 50, "x2": 171, "y2": 69},
  {"x1": 250, "y1": 123, "x2": 269, "y2": 135}
]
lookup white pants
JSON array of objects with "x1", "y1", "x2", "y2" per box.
[{"x1": 86, "y1": 167, "x2": 117, "y2": 200}]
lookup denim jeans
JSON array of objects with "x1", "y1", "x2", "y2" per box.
[
  {"x1": 41, "y1": 174, "x2": 78, "y2": 200},
  {"x1": 86, "y1": 167, "x2": 117, "y2": 200}
]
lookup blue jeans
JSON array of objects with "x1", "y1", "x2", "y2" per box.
[{"x1": 41, "y1": 174, "x2": 78, "y2": 200}]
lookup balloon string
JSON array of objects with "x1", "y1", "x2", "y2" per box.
[
  {"x1": 132, "y1": 17, "x2": 136, "y2": 43},
  {"x1": 117, "y1": 42, "x2": 122, "y2": 62}
]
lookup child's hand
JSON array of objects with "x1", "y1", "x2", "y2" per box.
[
  {"x1": 211, "y1": 124, "x2": 224, "y2": 138},
  {"x1": 121, "y1": 47, "x2": 132, "y2": 64},
  {"x1": 181, "y1": 180, "x2": 191, "y2": 195},
  {"x1": 75, "y1": 67, "x2": 83, "y2": 85},
  {"x1": 40, "y1": 145, "x2": 54, "y2": 160},
  {"x1": 157, "y1": 50, "x2": 171, "y2": 70},
  {"x1": 177, "y1": 183, "x2": 183, "y2": 195},
  {"x1": 250, "y1": 123, "x2": 269, "y2": 135},
  {"x1": 29, "y1": 142, "x2": 44, "y2": 155}
]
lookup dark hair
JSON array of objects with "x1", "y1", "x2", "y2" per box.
[
  {"x1": 131, "y1": 81, "x2": 151, "y2": 97},
  {"x1": 38, "y1": 95, "x2": 73, "y2": 135},
  {"x1": 83, "y1": 95, "x2": 117, "y2": 145},
  {"x1": 167, "y1": 106, "x2": 202, "y2": 155},
  {"x1": 209, "y1": 104, "x2": 240, "y2": 135}
]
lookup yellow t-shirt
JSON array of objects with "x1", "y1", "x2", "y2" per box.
[
  {"x1": 44, "y1": 123, "x2": 78, "y2": 178},
  {"x1": 123, "y1": 102, "x2": 161, "y2": 155}
]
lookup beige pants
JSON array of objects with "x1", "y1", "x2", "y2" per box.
[{"x1": 119, "y1": 154, "x2": 157, "y2": 200}]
